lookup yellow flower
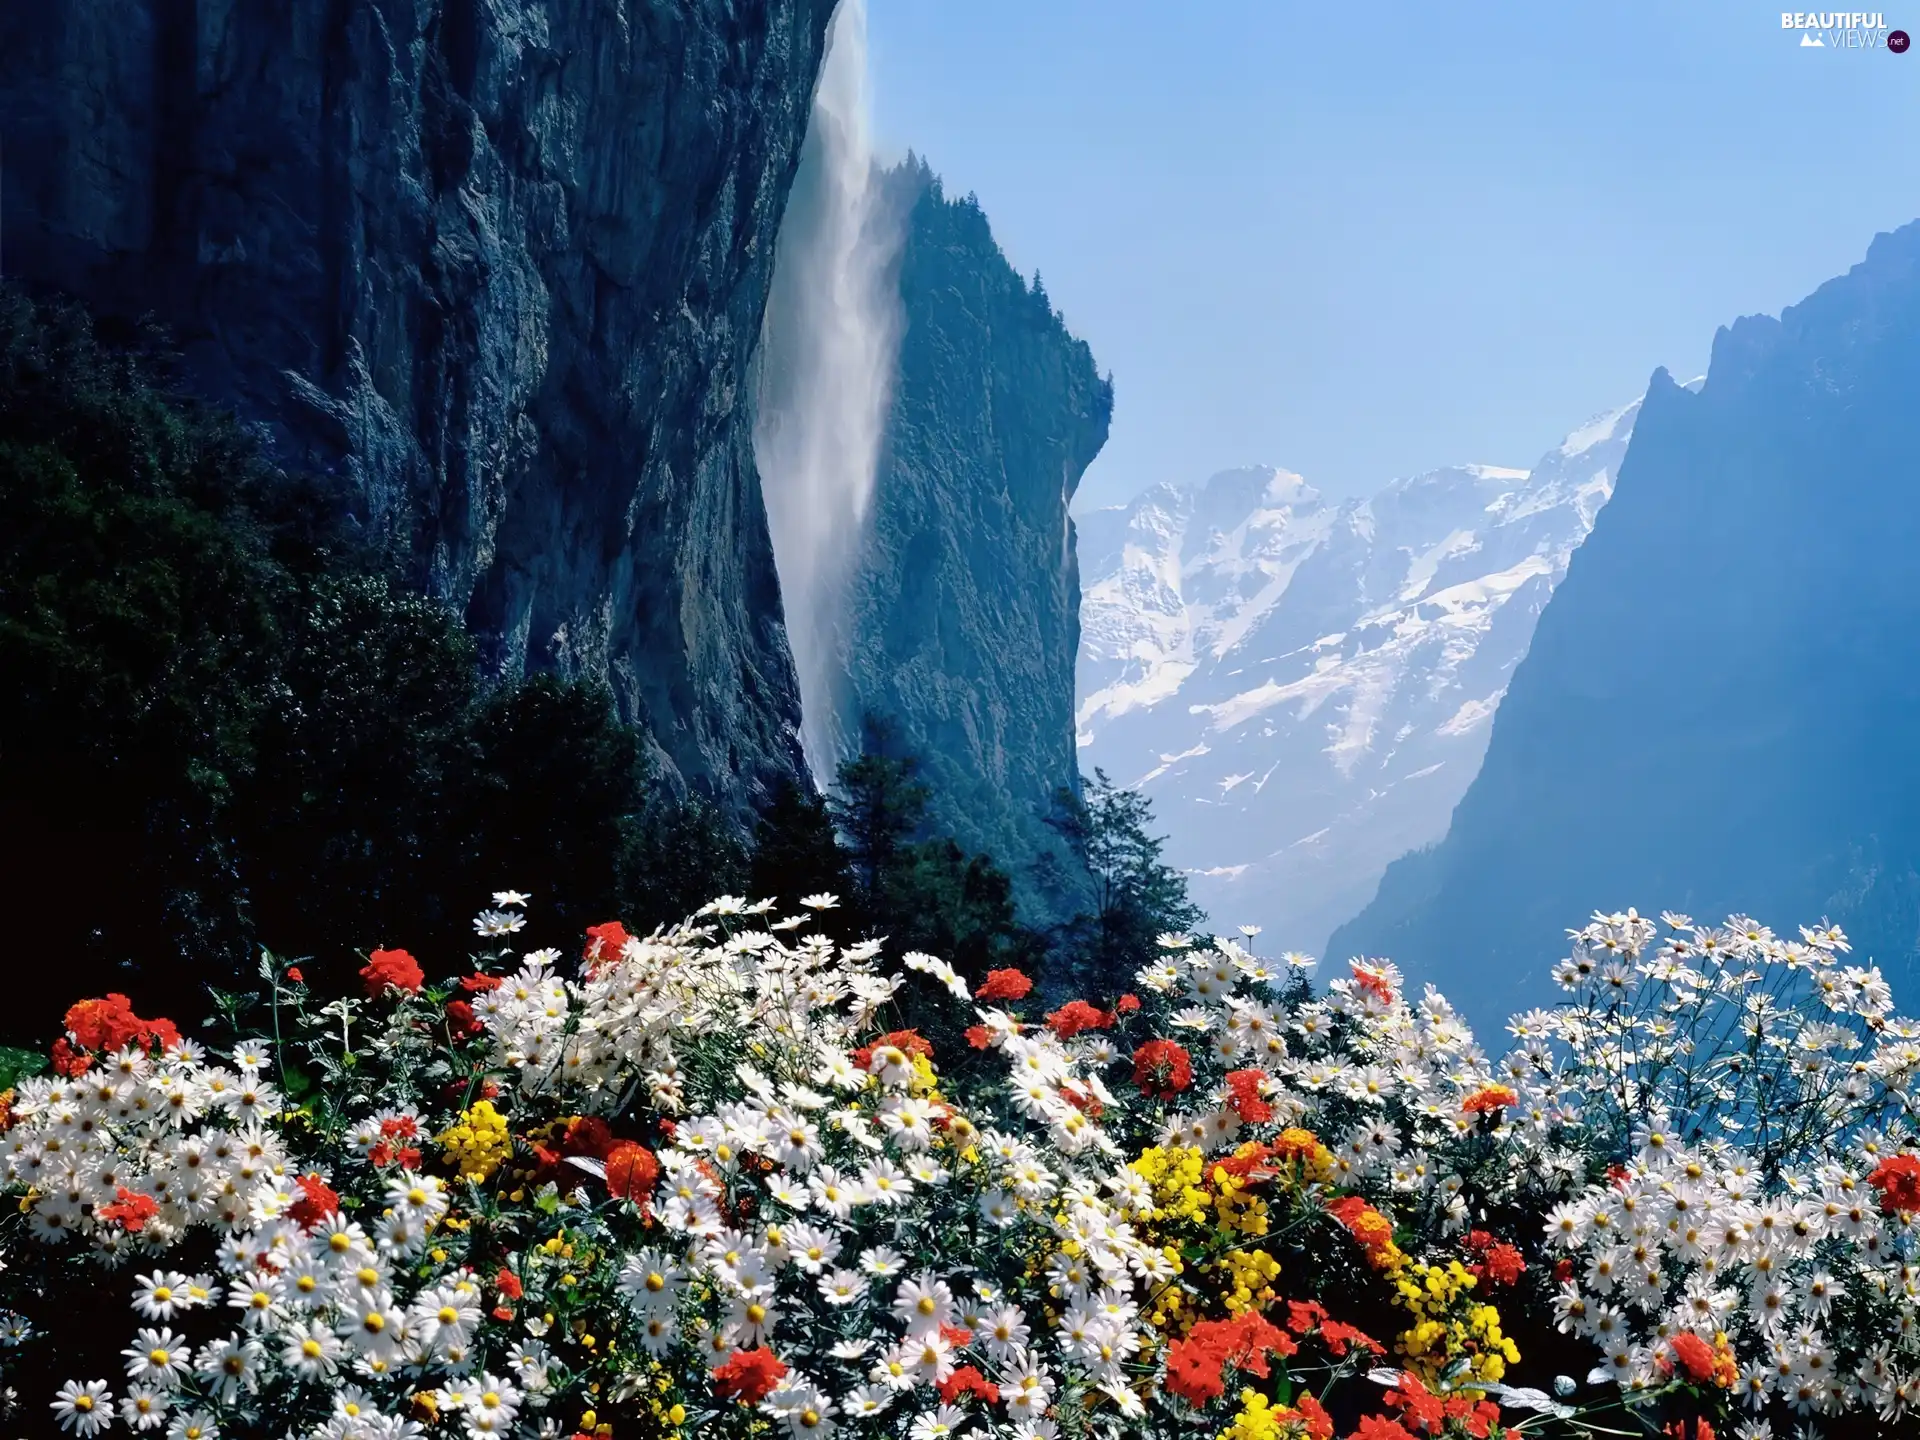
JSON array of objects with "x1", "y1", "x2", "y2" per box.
[{"x1": 438, "y1": 1100, "x2": 511, "y2": 1182}]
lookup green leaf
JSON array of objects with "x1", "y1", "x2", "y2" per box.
[
  {"x1": 281, "y1": 1062, "x2": 315, "y2": 1100},
  {"x1": 0, "y1": 1045, "x2": 47, "y2": 1092}
]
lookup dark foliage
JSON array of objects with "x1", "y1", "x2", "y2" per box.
[
  {"x1": 1047, "y1": 767, "x2": 1208, "y2": 999},
  {"x1": 0, "y1": 290, "x2": 709, "y2": 1036}
]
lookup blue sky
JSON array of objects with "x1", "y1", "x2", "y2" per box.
[{"x1": 867, "y1": 1, "x2": 1920, "y2": 508}]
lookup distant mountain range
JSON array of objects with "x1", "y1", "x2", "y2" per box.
[
  {"x1": 1333, "y1": 221, "x2": 1920, "y2": 1024},
  {"x1": 1074, "y1": 399, "x2": 1642, "y2": 958}
]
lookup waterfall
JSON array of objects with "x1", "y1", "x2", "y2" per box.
[{"x1": 755, "y1": 0, "x2": 906, "y2": 785}]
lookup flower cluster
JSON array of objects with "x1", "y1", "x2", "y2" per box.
[{"x1": 2, "y1": 894, "x2": 1915, "y2": 1440}]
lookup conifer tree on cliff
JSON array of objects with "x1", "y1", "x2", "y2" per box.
[{"x1": 1048, "y1": 768, "x2": 1206, "y2": 996}]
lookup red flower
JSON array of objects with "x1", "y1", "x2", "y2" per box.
[
  {"x1": 287, "y1": 1173, "x2": 340, "y2": 1231},
  {"x1": 1318, "y1": 1318, "x2": 1384, "y2": 1357},
  {"x1": 1479, "y1": 1242, "x2": 1525, "y2": 1286},
  {"x1": 964, "y1": 1025, "x2": 992, "y2": 1050},
  {"x1": 1663, "y1": 1422, "x2": 1716, "y2": 1440},
  {"x1": 1349, "y1": 961, "x2": 1397, "y2": 1006},
  {"x1": 1164, "y1": 1339, "x2": 1227, "y2": 1405},
  {"x1": 1062, "y1": 1086, "x2": 1104, "y2": 1120},
  {"x1": 1132, "y1": 1039, "x2": 1193, "y2": 1099},
  {"x1": 852, "y1": 1029, "x2": 934, "y2": 1074},
  {"x1": 1115, "y1": 993, "x2": 1142, "y2": 1014},
  {"x1": 1670, "y1": 1332, "x2": 1718, "y2": 1383},
  {"x1": 445, "y1": 1000, "x2": 483, "y2": 1039},
  {"x1": 975, "y1": 968, "x2": 1033, "y2": 1003},
  {"x1": 64, "y1": 994, "x2": 180, "y2": 1054},
  {"x1": 936, "y1": 1365, "x2": 1001, "y2": 1405},
  {"x1": 1286, "y1": 1299, "x2": 1328, "y2": 1336},
  {"x1": 460, "y1": 972, "x2": 504, "y2": 993},
  {"x1": 939, "y1": 1324, "x2": 975, "y2": 1348},
  {"x1": 97, "y1": 1187, "x2": 159, "y2": 1232},
  {"x1": 583, "y1": 922, "x2": 633, "y2": 969},
  {"x1": 1553, "y1": 1257, "x2": 1575, "y2": 1284},
  {"x1": 491, "y1": 1305, "x2": 515, "y2": 1322},
  {"x1": 1385, "y1": 1372, "x2": 1446, "y2": 1434},
  {"x1": 1296, "y1": 1392, "x2": 1334, "y2": 1440},
  {"x1": 495, "y1": 1268, "x2": 524, "y2": 1300},
  {"x1": 1353, "y1": 1417, "x2": 1418, "y2": 1440},
  {"x1": 359, "y1": 948, "x2": 424, "y2": 998},
  {"x1": 712, "y1": 1347, "x2": 788, "y2": 1404},
  {"x1": 1462, "y1": 1084, "x2": 1518, "y2": 1115},
  {"x1": 285, "y1": 967, "x2": 304, "y2": 984},
  {"x1": 1163, "y1": 1313, "x2": 1292, "y2": 1403},
  {"x1": 605, "y1": 1142, "x2": 660, "y2": 1209},
  {"x1": 563, "y1": 1117, "x2": 616, "y2": 1159},
  {"x1": 1868, "y1": 1154, "x2": 1920, "y2": 1215},
  {"x1": 1212, "y1": 1142, "x2": 1278, "y2": 1185},
  {"x1": 1046, "y1": 1000, "x2": 1111, "y2": 1039},
  {"x1": 1463, "y1": 1229, "x2": 1525, "y2": 1285},
  {"x1": 50, "y1": 1038, "x2": 91, "y2": 1077},
  {"x1": 1224, "y1": 1068, "x2": 1273, "y2": 1123}
]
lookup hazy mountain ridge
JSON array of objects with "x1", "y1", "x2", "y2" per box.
[
  {"x1": 1075, "y1": 400, "x2": 1638, "y2": 955},
  {"x1": 1330, "y1": 220, "x2": 1920, "y2": 1023}
]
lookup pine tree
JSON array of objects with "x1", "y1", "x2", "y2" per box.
[{"x1": 1048, "y1": 768, "x2": 1206, "y2": 995}]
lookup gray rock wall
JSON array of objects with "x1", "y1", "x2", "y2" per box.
[
  {"x1": 846, "y1": 162, "x2": 1112, "y2": 918},
  {"x1": 0, "y1": 0, "x2": 836, "y2": 813}
]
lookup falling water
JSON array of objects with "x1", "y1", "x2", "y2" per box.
[{"x1": 755, "y1": 0, "x2": 905, "y2": 784}]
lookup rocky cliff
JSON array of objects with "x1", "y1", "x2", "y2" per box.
[
  {"x1": 844, "y1": 162, "x2": 1112, "y2": 914},
  {"x1": 0, "y1": 0, "x2": 835, "y2": 813},
  {"x1": 1331, "y1": 221, "x2": 1920, "y2": 1023}
]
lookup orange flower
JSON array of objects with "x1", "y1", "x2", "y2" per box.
[
  {"x1": 1462, "y1": 1084, "x2": 1518, "y2": 1115},
  {"x1": 605, "y1": 1142, "x2": 660, "y2": 1210}
]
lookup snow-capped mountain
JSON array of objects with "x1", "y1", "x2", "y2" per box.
[{"x1": 1074, "y1": 399, "x2": 1640, "y2": 957}]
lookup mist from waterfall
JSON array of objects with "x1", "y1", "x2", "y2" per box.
[{"x1": 755, "y1": 0, "x2": 905, "y2": 785}]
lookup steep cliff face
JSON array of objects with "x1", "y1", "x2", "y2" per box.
[
  {"x1": 1331, "y1": 221, "x2": 1920, "y2": 1022},
  {"x1": 0, "y1": 0, "x2": 835, "y2": 812},
  {"x1": 843, "y1": 163, "x2": 1112, "y2": 913}
]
